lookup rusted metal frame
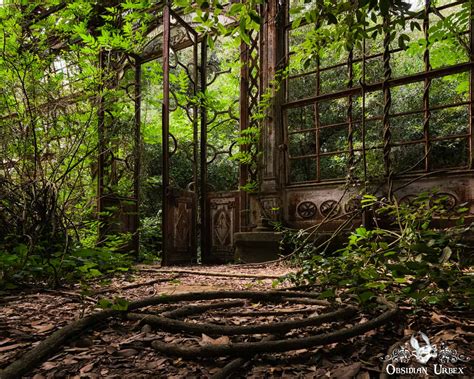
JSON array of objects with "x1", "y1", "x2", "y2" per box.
[
  {"x1": 288, "y1": 127, "x2": 317, "y2": 136},
  {"x1": 423, "y1": 0, "x2": 432, "y2": 172},
  {"x1": 288, "y1": 34, "x2": 458, "y2": 80},
  {"x1": 428, "y1": 101, "x2": 471, "y2": 112},
  {"x1": 97, "y1": 49, "x2": 107, "y2": 244},
  {"x1": 288, "y1": 95, "x2": 470, "y2": 135},
  {"x1": 283, "y1": 63, "x2": 472, "y2": 109},
  {"x1": 290, "y1": 149, "x2": 347, "y2": 159},
  {"x1": 315, "y1": 55, "x2": 321, "y2": 182},
  {"x1": 199, "y1": 38, "x2": 208, "y2": 262},
  {"x1": 161, "y1": 2, "x2": 171, "y2": 265},
  {"x1": 282, "y1": 0, "x2": 468, "y2": 31},
  {"x1": 169, "y1": 8, "x2": 198, "y2": 37},
  {"x1": 283, "y1": 5, "x2": 291, "y2": 185},
  {"x1": 290, "y1": 128, "x2": 471, "y2": 162},
  {"x1": 246, "y1": 33, "x2": 261, "y2": 182},
  {"x1": 394, "y1": 134, "x2": 470, "y2": 145},
  {"x1": 192, "y1": 28, "x2": 199, "y2": 261},
  {"x1": 275, "y1": 0, "x2": 288, "y2": 190},
  {"x1": 286, "y1": 166, "x2": 472, "y2": 188},
  {"x1": 428, "y1": 0, "x2": 468, "y2": 12},
  {"x1": 170, "y1": 47, "x2": 195, "y2": 86},
  {"x1": 347, "y1": 49, "x2": 355, "y2": 180},
  {"x1": 470, "y1": 0, "x2": 474, "y2": 169},
  {"x1": 132, "y1": 58, "x2": 142, "y2": 255},
  {"x1": 239, "y1": 36, "x2": 250, "y2": 231},
  {"x1": 391, "y1": 100, "x2": 471, "y2": 117},
  {"x1": 287, "y1": 49, "x2": 396, "y2": 80},
  {"x1": 141, "y1": 35, "x2": 205, "y2": 63},
  {"x1": 382, "y1": 16, "x2": 393, "y2": 196},
  {"x1": 360, "y1": 32, "x2": 369, "y2": 192},
  {"x1": 289, "y1": 147, "x2": 381, "y2": 160}
]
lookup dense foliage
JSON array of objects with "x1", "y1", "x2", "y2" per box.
[
  {"x1": 0, "y1": 0, "x2": 472, "y2": 297},
  {"x1": 284, "y1": 192, "x2": 473, "y2": 308}
]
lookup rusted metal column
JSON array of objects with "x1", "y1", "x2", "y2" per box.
[
  {"x1": 315, "y1": 58, "x2": 321, "y2": 181},
  {"x1": 239, "y1": 37, "x2": 250, "y2": 231},
  {"x1": 261, "y1": 0, "x2": 284, "y2": 193},
  {"x1": 347, "y1": 49, "x2": 354, "y2": 181},
  {"x1": 382, "y1": 18, "x2": 393, "y2": 197},
  {"x1": 361, "y1": 34, "x2": 368, "y2": 227},
  {"x1": 161, "y1": 2, "x2": 171, "y2": 265},
  {"x1": 423, "y1": 0, "x2": 431, "y2": 172},
  {"x1": 470, "y1": 0, "x2": 474, "y2": 169},
  {"x1": 200, "y1": 38, "x2": 208, "y2": 261},
  {"x1": 97, "y1": 49, "x2": 106, "y2": 244},
  {"x1": 132, "y1": 58, "x2": 141, "y2": 256},
  {"x1": 192, "y1": 31, "x2": 199, "y2": 260}
]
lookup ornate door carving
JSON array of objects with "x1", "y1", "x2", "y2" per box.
[
  {"x1": 205, "y1": 192, "x2": 239, "y2": 263},
  {"x1": 163, "y1": 188, "x2": 196, "y2": 265}
]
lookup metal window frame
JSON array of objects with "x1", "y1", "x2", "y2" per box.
[{"x1": 283, "y1": 0, "x2": 474, "y2": 185}]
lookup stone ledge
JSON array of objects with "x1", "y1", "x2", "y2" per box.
[{"x1": 234, "y1": 232, "x2": 282, "y2": 263}]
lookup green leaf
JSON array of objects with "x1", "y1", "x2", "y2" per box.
[
  {"x1": 379, "y1": 0, "x2": 390, "y2": 16},
  {"x1": 358, "y1": 291, "x2": 375, "y2": 303},
  {"x1": 97, "y1": 299, "x2": 113, "y2": 309},
  {"x1": 112, "y1": 297, "x2": 130, "y2": 311}
]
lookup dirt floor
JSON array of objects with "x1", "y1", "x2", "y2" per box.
[{"x1": 0, "y1": 264, "x2": 472, "y2": 378}]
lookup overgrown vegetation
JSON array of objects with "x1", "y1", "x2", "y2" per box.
[{"x1": 284, "y1": 192, "x2": 473, "y2": 308}]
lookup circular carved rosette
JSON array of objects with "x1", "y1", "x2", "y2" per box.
[
  {"x1": 320, "y1": 200, "x2": 341, "y2": 219},
  {"x1": 429, "y1": 192, "x2": 457, "y2": 212},
  {"x1": 297, "y1": 201, "x2": 317, "y2": 219},
  {"x1": 399, "y1": 194, "x2": 417, "y2": 207}
]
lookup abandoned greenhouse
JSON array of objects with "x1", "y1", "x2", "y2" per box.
[{"x1": 0, "y1": 0, "x2": 472, "y2": 377}]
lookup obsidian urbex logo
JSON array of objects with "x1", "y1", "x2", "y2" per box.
[{"x1": 381, "y1": 332, "x2": 470, "y2": 375}]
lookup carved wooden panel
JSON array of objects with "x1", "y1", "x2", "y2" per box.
[
  {"x1": 206, "y1": 192, "x2": 240, "y2": 263},
  {"x1": 164, "y1": 188, "x2": 196, "y2": 265}
]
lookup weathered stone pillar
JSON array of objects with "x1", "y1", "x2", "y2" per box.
[{"x1": 256, "y1": 0, "x2": 286, "y2": 225}]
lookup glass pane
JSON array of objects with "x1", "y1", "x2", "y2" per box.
[
  {"x1": 365, "y1": 91, "x2": 384, "y2": 118},
  {"x1": 431, "y1": 138, "x2": 468, "y2": 169},
  {"x1": 288, "y1": 74, "x2": 317, "y2": 101},
  {"x1": 391, "y1": 50, "x2": 424, "y2": 78},
  {"x1": 430, "y1": 73, "x2": 469, "y2": 108},
  {"x1": 320, "y1": 65, "x2": 348, "y2": 93},
  {"x1": 429, "y1": 4, "x2": 469, "y2": 69},
  {"x1": 365, "y1": 149, "x2": 385, "y2": 180},
  {"x1": 289, "y1": 158, "x2": 316, "y2": 182},
  {"x1": 430, "y1": 105, "x2": 468, "y2": 138},
  {"x1": 352, "y1": 95, "x2": 363, "y2": 121},
  {"x1": 365, "y1": 28, "x2": 384, "y2": 56},
  {"x1": 319, "y1": 125, "x2": 348, "y2": 153},
  {"x1": 391, "y1": 143, "x2": 425, "y2": 173},
  {"x1": 320, "y1": 47, "x2": 349, "y2": 70},
  {"x1": 288, "y1": 25, "x2": 318, "y2": 74},
  {"x1": 287, "y1": 105, "x2": 316, "y2": 131},
  {"x1": 364, "y1": 57, "x2": 384, "y2": 84},
  {"x1": 391, "y1": 82, "x2": 424, "y2": 114},
  {"x1": 408, "y1": 0, "x2": 424, "y2": 12},
  {"x1": 320, "y1": 154, "x2": 347, "y2": 180},
  {"x1": 391, "y1": 113, "x2": 424, "y2": 142},
  {"x1": 288, "y1": 131, "x2": 317, "y2": 157},
  {"x1": 319, "y1": 98, "x2": 347, "y2": 126},
  {"x1": 362, "y1": 119, "x2": 383, "y2": 148},
  {"x1": 289, "y1": 0, "x2": 306, "y2": 22}
]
